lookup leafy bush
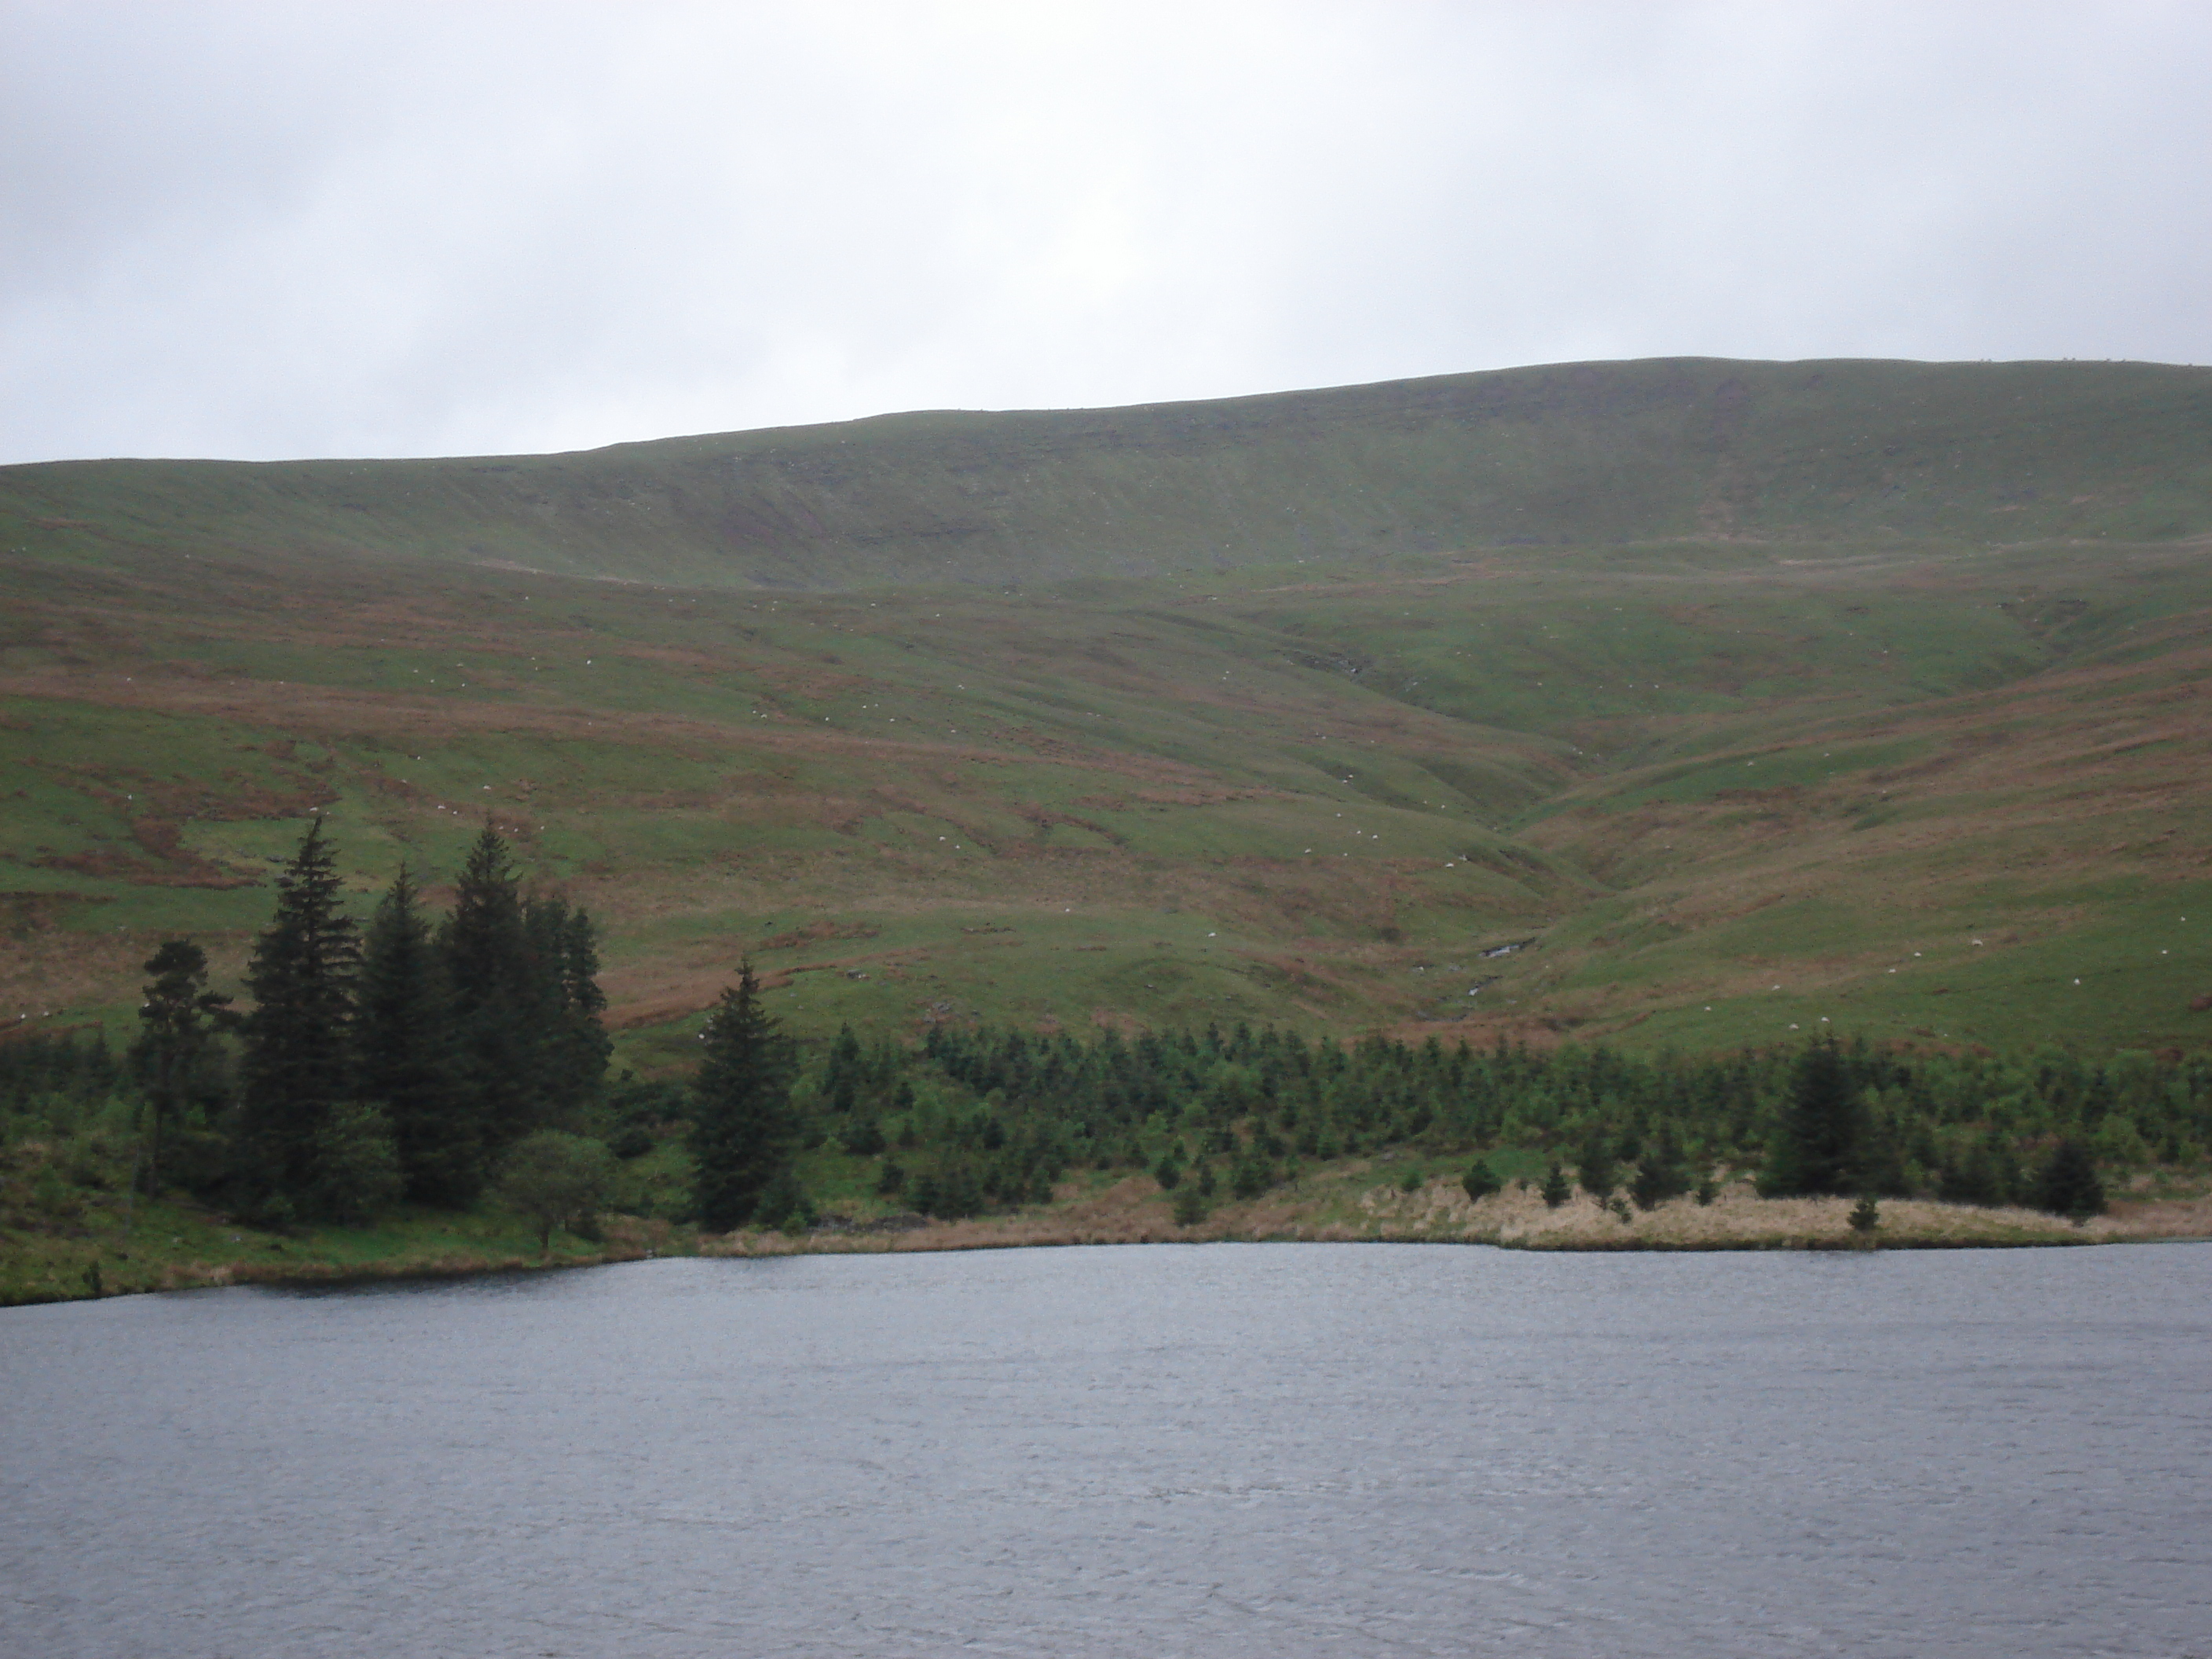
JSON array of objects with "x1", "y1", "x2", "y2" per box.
[{"x1": 496, "y1": 1132, "x2": 617, "y2": 1252}]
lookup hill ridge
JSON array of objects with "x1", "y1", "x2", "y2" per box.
[{"x1": 6, "y1": 357, "x2": 2210, "y2": 591}]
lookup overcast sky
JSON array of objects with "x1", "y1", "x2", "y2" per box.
[{"x1": 4, "y1": 0, "x2": 2208, "y2": 465}]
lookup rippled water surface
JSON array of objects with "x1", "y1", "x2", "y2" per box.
[{"x1": 5, "y1": 1243, "x2": 2210, "y2": 1657}]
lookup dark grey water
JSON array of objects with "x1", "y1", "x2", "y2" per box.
[{"x1": 4, "y1": 1243, "x2": 2210, "y2": 1658}]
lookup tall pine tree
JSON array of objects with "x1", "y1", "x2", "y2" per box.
[
  {"x1": 690, "y1": 962, "x2": 797, "y2": 1232},
  {"x1": 523, "y1": 894, "x2": 612, "y2": 1123},
  {"x1": 439, "y1": 824, "x2": 542, "y2": 1156},
  {"x1": 238, "y1": 816, "x2": 364, "y2": 1212},
  {"x1": 1762, "y1": 1037, "x2": 1866, "y2": 1196},
  {"x1": 357, "y1": 864, "x2": 476, "y2": 1204},
  {"x1": 130, "y1": 939, "x2": 233, "y2": 1196}
]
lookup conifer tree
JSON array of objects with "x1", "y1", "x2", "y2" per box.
[
  {"x1": 690, "y1": 962, "x2": 797, "y2": 1231},
  {"x1": 1763, "y1": 1037, "x2": 1865, "y2": 1196},
  {"x1": 439, "y1": 825, "x2": 542, "y2": 1152},
  {"x1": 357, "y1": 865, "x2": 476, "y2": 1203},
  {"x1": 2035, "y1": 1137, "x2": 2105, "y2": 1218},
  {"x1": 1630, "y1": 1123, "x2": 1691, "y2": 1210},
  {"x1": 1576, "y1": 1127, "x2": 1617, "y2": 1200},
  {"x1": 437, "y1": 828, "x2": 610, "y2": 1155},
  {"x1": 238, "y1": 816, "x2": 364, "y2": 1210},
  {"x1": 1540, "y1": 1161, "x2": 1572, "y2": 1207},
  {"x1": 130, "y1": 939, "x2": 233, "y2": 1196},
  {"x1": 526, "y1": 895, "x2": 611, "y2": 1122}
]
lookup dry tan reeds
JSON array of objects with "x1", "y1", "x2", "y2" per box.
[{"x1": 696, "y1": 1169, "x2": 2210, "y2": 1259}]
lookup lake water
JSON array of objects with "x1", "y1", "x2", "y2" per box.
[{"x1": 4, "y1": 1243, "x2": 2210, "y2": 1657}]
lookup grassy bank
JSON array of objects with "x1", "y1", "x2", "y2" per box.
[
  {"x1": 11, "y1": 1144, "x2": 2205, "y2": 1309},
  {"x1": 0, "y1": 1181, "x2": 681, "y2": 1308}
]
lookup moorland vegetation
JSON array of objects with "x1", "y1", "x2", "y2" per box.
[
  {"x1": 2, "y1": 357, "x2": 2209, "y2": 1293},
  {"x1": 7, "y1": 819, "x2": 2199, "y2": 1304}
]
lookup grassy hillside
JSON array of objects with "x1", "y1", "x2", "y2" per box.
[
  {"x1": 2, "y1": 358, "x2": 2209, "y2": 1065},
  {"x1": 2, "y1": 551, "x2": 2206, "y2": 1062},
  {"x1": 5, "y1": 358, "x2": 2210, "y2": 591}
]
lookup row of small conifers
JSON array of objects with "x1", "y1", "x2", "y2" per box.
[{"x1": 5, "y1": 820, "x2": 2205, "y2": 1254}]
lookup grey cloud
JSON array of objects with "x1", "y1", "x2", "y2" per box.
[{"x1": 2, "y1": 0, "x2": 2207, "y2": 464}]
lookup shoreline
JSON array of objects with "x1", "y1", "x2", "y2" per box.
[
  {"x1": 9, "y1": 1176, "x2": 2207, "y2": 1309},
  {"x1": 700, "y1": 1177, "x2": 2201, "y2": 1260}
]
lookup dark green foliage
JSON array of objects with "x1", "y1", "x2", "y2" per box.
[
  {"x1": 753, "y1": 1166, "x2": 815, "y2": 1234},
  {"x1": 1153, "y1": 1150, "x2": 1183, "y2": 1189},
  {"x1": 1938, "y1": 1136, "x2": 2017, "y2": 1207},
  {"x1": 129, "y1": 939, "x2": 233, "y2": 1196},
  {"x1": 1848, "y1": 1193, "x2": 1881, "y2": 1233},
  {"x1": 357, "y1": 866, "x2": 476, "y2": 1204},
  {"x1": 1630, "y1": 1130, "x2": 1691, "y2": 1210},
  {"x1": 1171, "y1": 1184, "x2": 1209, "y2": 1226},
  {"x1": 841, "y1": 1020, "x2": 2203, "y2": 1232},
  {"x1": 1541, "y1": 1163, "x2": 1572, "y2": 1207},
  {"x1": 609, "y1": 1073, "x2": 687, "y2": 1127},
  {"x1": 237, "y1": 818, "x2": 362, "y2": 1214},
  {"x1": 1763, "y1": 1039, "x2": 1866, "y2": 1197},
  {"x1": 1460, "y1": 1159, "x2": 1502, "y2": 1203},
  {"x1": 195, "y1": 822, "x2": 613, "y2": 1222},
  {"x1": 0, "y1": 1032, "x2": 122, "y2": 1140},
  {"x1": 837, "y1": 1119, "x2": 887, "y2": 1156},
  {"x1": 1576, "y1": 1130, "x2": 1617, "y2": 1200},
  {"x1": 908, "y1": 1163, "x2": 986, "y2": 1219},
  {"x1": 2036, "y1": 1138, "x2": 2105, "y2": 1218},
  {"x1": 496, "y1": 1130, "x2": 617, "y2": 1252},
  {"x1": 527, "y1": 894, "x2": 613, "y2": 1123},
  {"x1": 437, "y1": 828, "x2": 610, "y2": 1164},
  {"x1": 1229, "y1": 1149, "x2": 1276, "y2": 1199},
  {"x1": 303, "y1": 1101, "x2": 405, "y2": 1224},
  {"x1": 439, "y1": 826, "x2": 541, "y2": 1152},
  {"x1": 689, "y1": 964, "x2": 797, "y2": 1232}
]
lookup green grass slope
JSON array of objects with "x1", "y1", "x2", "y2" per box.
[
  {"x1": 3, "y1": 519, "x2": 2207, "y2": 1061},
  {"x1": 5, "y1": 359, "x2": 2210, "y2": 591}
]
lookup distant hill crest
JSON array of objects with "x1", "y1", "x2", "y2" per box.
[{"x1": 5, "y1": 357, "x2": 2208, "y2": 588}]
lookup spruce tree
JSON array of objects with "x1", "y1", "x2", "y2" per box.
[
  {"x1": 1630, "y1": 1124, "x2": 1691, "y2": 1210},
  {"x1": 357, "y1": 865, "x2": 476, "y2": 1203},
  {"x1": 690, "y1": 963, "x2": 797, "y2": 1231},
  {"x1": 130, "y1": 939, "x2": 233, "y2": 1196},
  {"x1": 526, "y1": 895, "x2": 611, "y2": 1122},
  {"x1": 1763, "y1": 1038, "x2": 1865, "y2": 1196},
  {"x1": 439, "y1": 825, "x2": 541, "y2": 1155},
  {"x1": 238, "y1": 817, "x2": 364, "y2": 1212},
  {"x1": 2035, "y1": 1137, "x2": 2105, "y2": 1219},
  {"x1": 1541, "y1": 1161, "x2": 1572, "y2": 1207},
  {"x1": 1576, "y1": 1128, "x2": 1617, "y2": 1200}
]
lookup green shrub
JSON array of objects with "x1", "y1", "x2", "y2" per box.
[{"x1": 496, "y1": 1131, "x2": 617, "y2": 1252}]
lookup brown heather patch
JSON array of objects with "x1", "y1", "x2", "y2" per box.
[{"x1": 756, "y1": 920, "x2": 883, "y2": 952}]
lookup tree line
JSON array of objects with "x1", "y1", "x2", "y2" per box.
[
  {"x1": 124, "y1": 817, "x2": 609, "y2": 1225},
  {"x1": 744, "y1": 1015, "x2": 2206, "y2": 1225},
  {"x1": 8, "y1": 833, "x2": 2210, "y2": 1237}
]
